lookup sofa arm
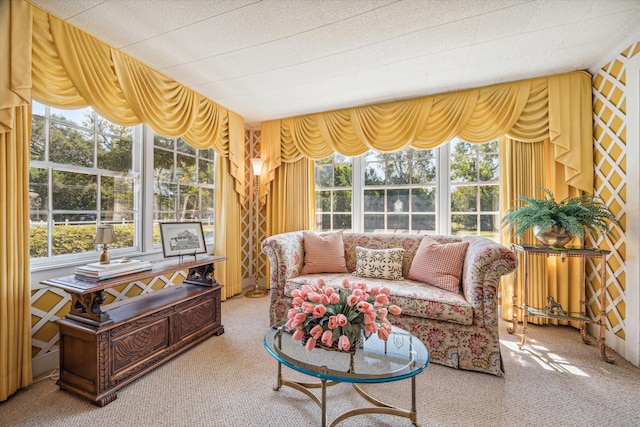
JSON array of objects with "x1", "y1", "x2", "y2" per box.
[
  {"x1": 461, "y1": 236, "x2": 517, "y2": 328},
  {"x1": 261, "y1": 231, "x2": 305, "y2": 293}
]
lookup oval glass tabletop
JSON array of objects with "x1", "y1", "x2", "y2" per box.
[{"x1": 264, "y1": 325, "x2": 429, "y2": 383}]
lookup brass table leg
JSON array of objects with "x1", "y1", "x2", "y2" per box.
[
  {"x1": 508, "y1": 245, "x2": 615, "y2": 362},
  {"x1": 273, "y1": 364, "x2": 421, "y2": 426},
  {"x1": 328, "y1": 378, "x2": 420, "y2": 427},
  {"x1": 507, "y1": 252, "x2": 519, "y2": 336},
  {"x1": 274, "y1": 360, "x2": 282, "y2": 391},
  {"x1": 321, "y1": 379, "x2": 327, "y2": 427},
  {"x1": 578, "y1": 257, "x2": 592, "y2": 345},
  {"x1": 518, "y1": 249, "x2": 529, "y2": 349},
  {"x1": 598, "y1": 254, "x2": 615, "y2": 363}
]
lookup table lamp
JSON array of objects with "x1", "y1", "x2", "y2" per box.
[{"x1": 94, "y1": 225, "x2": 117, "y2": 264}]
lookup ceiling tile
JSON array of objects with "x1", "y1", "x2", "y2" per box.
[
  {"x1": 67, "y1": 0, "x2": 256, "y2": 48},
  {"x1": 467, "y1": 36, "x2": 520, "y2": 66},
  {"x1": 511, "y1": 26, "x2": 569, "y2": 58},
  {"x1": 525, "y1": 0, "x2": 596, "y2": 32},
  {"x1": 474, "y1": 1, "x2": 539, "y2": 43},
  {"x1": 561, "y1": 11, "x2": 640, "y2": 48},
  {"x1": 30, "y1": 0, "x2": 103, "y2": 19}
]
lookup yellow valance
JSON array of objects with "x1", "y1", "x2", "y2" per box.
[
  {"x1": 263, "y1": 71, "x2": 592, "y2": 194},
  {"x1": 0, "y1": 0, "x2": 32, "y2": 133},
  {"x1": 30, "y1": 6, "x2": 245, "y2": 199}
]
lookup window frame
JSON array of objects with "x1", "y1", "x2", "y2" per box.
[
  {"x1": 29, "y1": 103, "x2": 216, "y2": 270},
  {"x1": 314, "y1": 137, "x2": 500, "y2": 239},
  {"x1": 29, "y1": 103, "x2": 145, "y2": 269},
  {"x1": 448, "y1": 138, "x2": 500, "y2": 238},
  {"x1": 150, "y1": 133, "x2": 216, "y2": 248},
  {"x1": 360, "y1": 148, "x2": 439, "y2": 234}
]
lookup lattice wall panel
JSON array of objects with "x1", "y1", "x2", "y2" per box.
[
  {"x1": 242, "y1": 130, "x2": 265, "y2": 286},
  {"x1": 589, "y1": 41, "x2": 640, "y2": 341},
  {"x1": 30, "y1": 271, "x2": 187, "y2": 359}
]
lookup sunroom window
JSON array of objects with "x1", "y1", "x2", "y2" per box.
[
  {"x1": 29, "y1": 101, "x2": 139, "y2": 261},
  {"x1": 152, "y1": 135, "x2": 215, "y2": 246},
  {"x1": 29, "y1": 103, "x2": 217, "y2": 265},
  {"x1": 314, "y1": 137, "x2": 500, "y2": 240},
  {"x1": 449, "y1": 139, "x2": 500, "y2": 239}
]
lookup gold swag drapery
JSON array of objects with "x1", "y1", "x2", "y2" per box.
[
  {"x1": 0, "y1": 0, "x2": 33, "y2": 401},
  {"x1": 262, "y1": 72, "x2": 592, "y2": 188},
  {"x1": 260, "y1": 71, "x2": 593, "y2": 321},
  {"x1": 30, "y1": 6, "x2": 245, "y2": 298}
]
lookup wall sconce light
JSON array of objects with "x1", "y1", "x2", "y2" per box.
[
  {"x1": 246, "y1": 158, "x2": 269, "y2": 298},
  {"x1": 94, "y1": 225, "x2": 117, "y2": 264}
]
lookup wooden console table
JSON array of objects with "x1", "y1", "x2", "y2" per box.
[
  {"x1": 507, "y1": 244, "x2": 613, "y2": 363},
  {"x1": 41, "y1": 255, "x2": 226, "y2": 406}
]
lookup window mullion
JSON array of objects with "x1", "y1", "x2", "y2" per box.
[
  {"x1": 135, "y1": 125, "x2": 150, "y2": 252},
  {"x1": 437, "y1": 145, "x2": 450, "y2": 234},
  {"x1": 352, "y1": 156, "x2": 362, "y2": 232}
]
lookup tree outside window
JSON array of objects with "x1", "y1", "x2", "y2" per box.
[
  {"x1": 450, "y1": 138, "x2": 500, "y2": 240},
  {"x1": 152, "y1": 135, "x2": 215, "y2": 245}
]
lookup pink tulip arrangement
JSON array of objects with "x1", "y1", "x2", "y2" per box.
[{"x1": 285, "y1": 278, "x2": 402, "y2": 353}]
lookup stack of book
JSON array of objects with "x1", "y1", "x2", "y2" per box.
[{"x1": 75, "y1": 259, "x2": 153, "y2": 282}]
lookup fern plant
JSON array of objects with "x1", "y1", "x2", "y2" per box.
[{"x1": 502, "y1": 188, "x2": 620, "y2": 241}]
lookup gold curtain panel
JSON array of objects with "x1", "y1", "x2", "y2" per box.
[
  {"x1": 0, "y1": 0, "x2": 33, "y2": 402},
  {"x1": 0, "y1": 0, "x2": 32, "y2": 132}
]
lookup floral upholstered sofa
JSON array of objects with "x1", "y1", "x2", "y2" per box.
[{"x1": 261, "y1": 231, "x2": 517, "y2": 376}]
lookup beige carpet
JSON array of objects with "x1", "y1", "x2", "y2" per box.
[{"x1": 2, "y1": 292, "x2": 640, "y2": 427}]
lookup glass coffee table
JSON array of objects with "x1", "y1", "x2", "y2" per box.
[{"x1": 263, "y1": 325, "x2": 429, "y2": 427}]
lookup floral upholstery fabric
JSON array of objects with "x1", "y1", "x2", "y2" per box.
[
  {"x1": 286, "y1": 274, "x2": 473, "y2": 326},
  {"x1": 262, "y1": 231, "x2": 517, "y2": 376}
]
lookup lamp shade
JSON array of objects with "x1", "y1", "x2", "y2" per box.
[
  {"x1": 250, "y1": 158, "x2": 264, "y2": 176},
  {"x1": 94, "y1": 225, "x2": 117, "y2": 245}
]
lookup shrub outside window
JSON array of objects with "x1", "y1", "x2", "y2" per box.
[{"x1": 363, "y1": 148, "x2": 436, "y2": 234}]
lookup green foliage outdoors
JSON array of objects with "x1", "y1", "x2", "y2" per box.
[
  {"x1": 450, "y1": 140, "x2": 499, "y2": 232},
  {"x1": 31, "y1": 224, "x2": 211, "y2": 258},
  {"x1": 30, "y1": 224, "x2": 135, "y2": 258},
  {"x1": 31, "y1": 112, "x2": 134, "y2": 214},
  {"x1": 501, "y1": 188, "x2": 620, "y2": 240},
  {"x1": 315, "y1": 141, "x2": 500, "y2": 236}
]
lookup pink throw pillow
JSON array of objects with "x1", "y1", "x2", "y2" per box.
[
  {"x1": 301, "y1": 231, "x2": 348, "y2": 274},
  {"x1": 408, "y1": 236, "x2": 469, "y2": 293}
]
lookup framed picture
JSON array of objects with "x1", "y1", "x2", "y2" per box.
[{"x1": 159, "y1": 222, "x2": 207, "y2": 258}]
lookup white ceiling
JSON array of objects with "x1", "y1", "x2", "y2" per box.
[{"x1": 29, "y1": 0, "x2": 640, "y2": 126}]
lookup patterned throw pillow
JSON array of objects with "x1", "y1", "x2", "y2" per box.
[
  {"x1": 408, "y1": 236, "x2": 469, "y2": 293},
  {"x1": 353, "y1": 246, "x2": 404, "y2": 280},
  {"x1": 300, "y1": 231, "x2": 348, "y2": 274}
]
